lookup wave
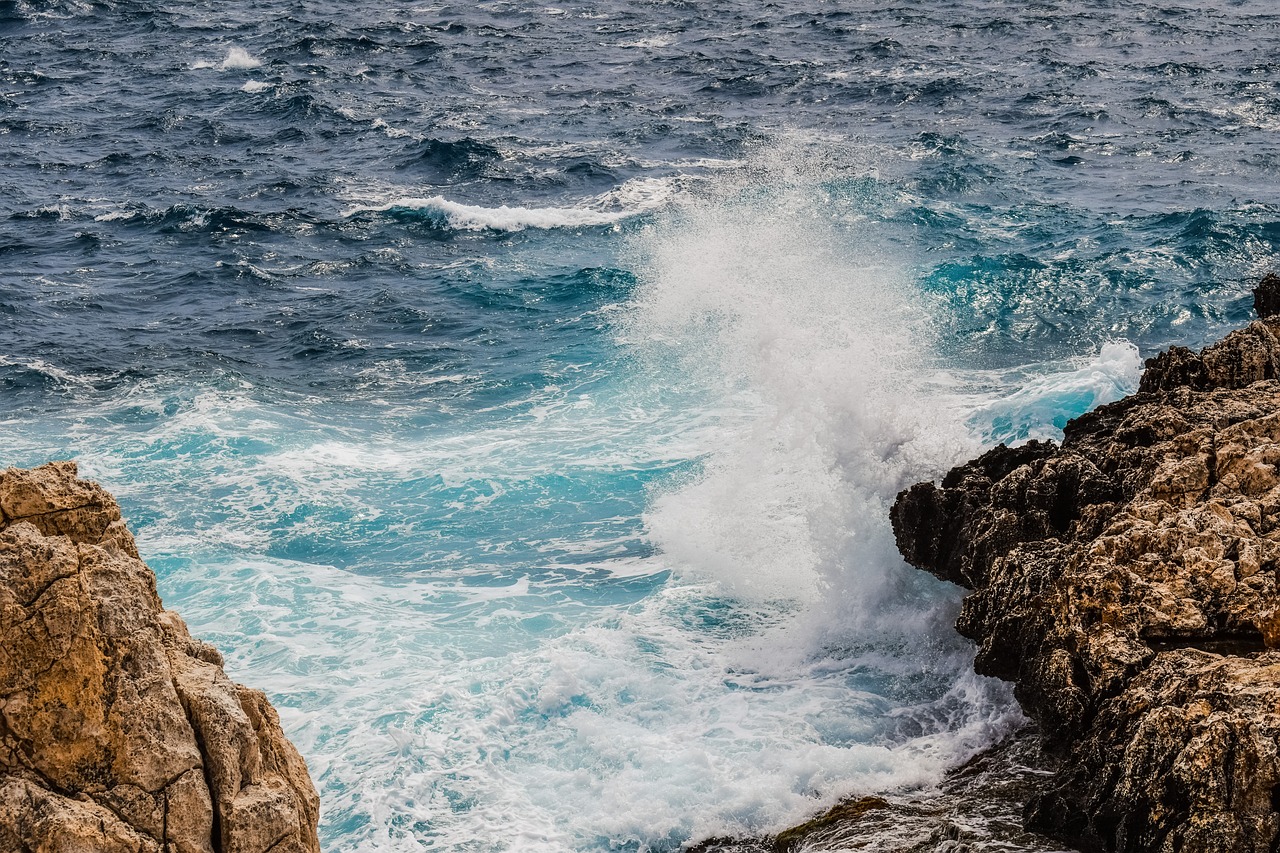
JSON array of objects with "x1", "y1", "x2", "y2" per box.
[
  {"x1": 347, "y1": 176, "x2": 684, "y2": 233},
  {"x1": 192, "y1": 46, "x2": 263, "y2": 70},
  {"x1": 92, "y1": 202, "x2": 286, "y2": 234},
  {"x1": 356, "y1": 196, "x2": 632, "y2": 232},
  {"x1": 397, "y1": 136, "x2": 502, "y2": 179},
  {"x1": 608, "y1": 145, "x2": 1023, "y2": 832},
  {"x1": 625, "y1": 150, "x2": 973, "y2": 618},
  {"x1": 0, "y1": 354, "x2": 117, "y2": 393},
  {"x1": 966, "y1": 341, "x2": 1143, "y2": 444}
]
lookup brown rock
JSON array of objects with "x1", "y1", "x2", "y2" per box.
[
  {"x1": 0, "y1": 462, "x2": 320, "y2": 853},
  {"x1": 891, "y1": 300, "x2": 1280, "y2": 852},
  {"x1": 1138, "y1": 320, "x2": 1280, "y2": 394},
  {"x1": 1253, "y1": 272, "x2": 1280, "y2": 319},
  {"x1": 686, "y1": 733, "x2": 1071, "y2": 852}
]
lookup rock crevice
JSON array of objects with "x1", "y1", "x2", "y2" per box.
[{"x1": 0, "y1": 461, "x2": 320, "y2": 853}]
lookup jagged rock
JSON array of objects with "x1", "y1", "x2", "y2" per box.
[
  {"x1": 0, "y1": 461, "x2": 320, "y2": 853},
  {"x1": 892, "y1": 293, "x2": 1280, "y2": 852},
  {"x1": 1137, "y1": 320, "x2": 1280, "y2": 393},
  {"x1": 686, "y1": 732, "x2": 1070, "y2": 853},
  {"x1": 1254, "y1": 272, "x2": 1280, "y2": 319}
]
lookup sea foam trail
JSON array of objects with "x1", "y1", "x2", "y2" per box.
[{"x1": 347, "y1": 177, "x2": 686, "y2": 232}]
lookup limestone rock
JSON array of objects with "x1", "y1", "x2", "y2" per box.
[
  {"x1": 892, "y1": 300, "x2": 1280, "y2": 852},
  {"x1": 0, "y1": 461, "x2": 320, "y2": 853}
]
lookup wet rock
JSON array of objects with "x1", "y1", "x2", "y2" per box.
[
  {"x1": 685, "y1": 732, "x2": 1068, "y2": 853},
  {"x1": 771, "y1": 796, "x2": 897, "y2": 852},
  {"x1": 892, "y1": 289, "x2": 1280, "y2": 852},
  {"x1": 0, "y1": 461, "x2": 320, "y2": 853},
  {"x1": 1253, "y1": 272, "x2": 1280, "y2": 319}
]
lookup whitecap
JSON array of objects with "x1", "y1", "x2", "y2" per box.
[
  {"x1": 346, "y1": 176, "x2": 687, "y2": 233},
  {"x1": 965, "y1": 341, "x2": 1143, "y2": 444},
  {"x1": 352, "y1": 196, "x2": 631, "y2": 231},
  {"x1": 220, "y1": 46, "x2": 262, "y2": 70},
  {"x1": 618, "y1": 34, "x2": 675, "y2": 48}
]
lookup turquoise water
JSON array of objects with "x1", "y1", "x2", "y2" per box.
[{"x1": 4, "y1": 0, "x2": 1280, "y2": 849}]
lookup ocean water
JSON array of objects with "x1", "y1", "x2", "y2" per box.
[{"x1": 3, "y1": 0, "x2": 1280, "y2": 849}]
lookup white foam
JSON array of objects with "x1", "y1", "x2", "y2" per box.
[
  {"x1": 240, "y1": 80, "x2": 272, "y2": 93},
  {"x1": 0, "y1": 354, "x2": 106, "y2": 389},
  {"x1": 618, "y1": 34, "x2": 675, "y2": 48},
  {"x1": 195, "y1": 46, "x2": 263, "y2": 71},
  {"x1": 159, "y1": 555, "x2": 1018, "y2": 853},
  {"x1": 354, "y1": 195, "x2": 631, "y2": 231},
  {"x1": 223, "y1": 46, "x2": 262, "y2": 69},
  {"x1": 965, "y1": 341, "x2": 1143, "y2": 444},
  {"x1": 623, "y1": 156, "x2": 977, "y2": 617},
  {"x1": 346, "y1": 176, "x2": 687, "y2": 232},
  {"x1": 371, "y1": 118, "x2": 410, "y2": 138}
]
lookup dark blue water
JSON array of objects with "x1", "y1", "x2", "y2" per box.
[{"x1": 3, "y1": 1, "x2": 1279, "y2": 850}]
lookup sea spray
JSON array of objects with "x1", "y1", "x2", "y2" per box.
[
  {"x1": 0, "y1": 146, "x2": 1150, "y2": 851},
  {"x1": 622, "y1": 146, "x2": 1026, "y2": 772}
]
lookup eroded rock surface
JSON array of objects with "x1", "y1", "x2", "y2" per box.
[
  {"x1": 0, "y1": 461, "x2": 319, "y2": 853},
  {"x1": 688, "y1": 732, "x2": 1068, "y2": 853},
  {"x1": 892, "y1": 290, "x2": 1280, "y2": 852}
]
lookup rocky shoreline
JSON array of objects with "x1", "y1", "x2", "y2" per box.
[
  {"x1": 892, "y1": 275, "x2": 1280, "y2": 852},
  {"x1": 12, "y1": 280, "x2": 1280, "y2": 853},
  {"x1": 694, "y1": 278, "x2": 1280, "y2": 853},
  {"x1": 0, "y1": 461, "x2": 320, "y2": 853}
]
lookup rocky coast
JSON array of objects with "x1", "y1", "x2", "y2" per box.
[
  {"x1": 695, "y1": 278, "x2": 1280, "y2": 853},
  {"x1": 12, "y1": 279, "x2": 1280, "y2": 853},
  {"x1": 892, "y1": 275, "x2": 1280, "y2": 852},
  {"x1": 0, "y1": 461, "x2": 319, "y2": 853}
]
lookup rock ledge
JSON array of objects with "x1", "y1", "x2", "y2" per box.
[
  {"x1": 892, "y1": 279, "x2": 1280, "y2": 852},
  {"x1": 0, "y1": 461, "x2": 320, "y2": 853}
]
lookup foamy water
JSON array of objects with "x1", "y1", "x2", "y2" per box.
[
  {"x1": 0, "y1": 162, "x2": 1140, "y2": 850},
  {"x1": 3, "y1": 0, "x2": 1275, "y2": 849}
]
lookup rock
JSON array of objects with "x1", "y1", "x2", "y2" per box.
[
  {"x1": 1254, "y1": 272, "x2": 1280, "y2": 319},
  {"x1": 685, "y1": 732, "x2": 1070, "y2": 853},
  {"x1": 770, "y1": 797, "x2": 896, "y2": 852},
  {"x1": 0, "y1": 461, "x2": 320, "y2": 853},
  {"x1": 1138, "y1": 320, "x2": 1280, "y2": 393},
  {"x1": 891, "y1": 289, "x2": 1280, "y2": 852}
]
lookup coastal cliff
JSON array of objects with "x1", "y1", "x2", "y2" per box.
[
  {"x1": 892, "y1": 276, "x2": 1280, "y2": 852},
  {"x1": 0, "y1": 462, "x2": 320, "y2": 853}
]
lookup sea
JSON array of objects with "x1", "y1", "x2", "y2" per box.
[{"x1": 2, "y1": 0, "x2": 1279, "y2": 850}]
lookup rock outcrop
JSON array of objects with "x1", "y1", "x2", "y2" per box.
[
  {"x1": 0, "y1": 461, "x2": 320, "y2": 853},
  {"x1": 688, "y1": 732, "x2": 1069, "y2": 853},
  {"x1": 892, "y1": 277, "x2": 1280, "y2": 852}
]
